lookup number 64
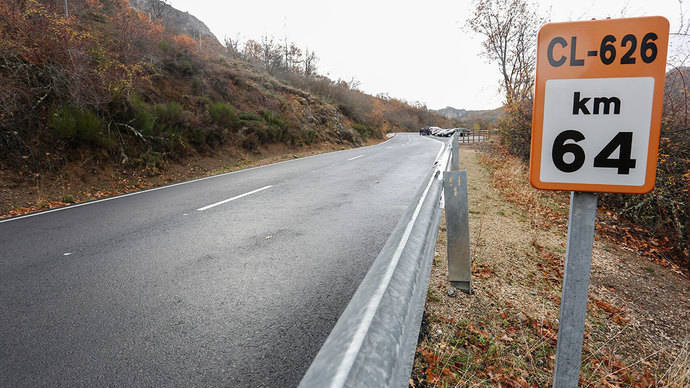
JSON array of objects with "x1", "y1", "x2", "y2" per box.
[{"x1": 552, "y1": 130, "x2": 637, "y2": 175}]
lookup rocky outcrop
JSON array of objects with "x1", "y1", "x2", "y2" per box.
[{"x1": 129, "y1": 0, "x2": 221, "y2": 47}]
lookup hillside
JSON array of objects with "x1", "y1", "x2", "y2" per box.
[
  {"x1": 0, "y1": 0, "x2": 451, "y2": 214},
  {"x1": 434, "y1": 106, "x2": 468, "y2": 120}
]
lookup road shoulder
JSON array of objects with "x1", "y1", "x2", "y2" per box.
[
  {"x1": 0, "y1": 137, "x2": 390, "y2": 219},
  {"x1": 411, "y1": 144, "x2": 689, "y2": 387}
]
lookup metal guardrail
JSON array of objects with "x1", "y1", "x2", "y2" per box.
[{"x1": 299, "y1": 142, "x2": 451, "y2": 388}]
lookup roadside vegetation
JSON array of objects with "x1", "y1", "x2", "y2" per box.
[
  {"x1": 467, "y1": 0, "x2": 688, "y2": 269},
  {"x1": 411, "y1": 144, "x2": 689, "y2": 387},
  {"x1": 0, "y1": 0, "x2": 452, "y2": 215},
  {"x1": 410, "y1": 1, "x2": 689, "y2": 386}
]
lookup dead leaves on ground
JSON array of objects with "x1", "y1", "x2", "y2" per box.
[
  {"x1": 481, "y1": 145, "x2": 687, "y2": 278},
  {"x1": 412, "y1": 145, "x2": 686, "y2": 387},
  {"x1": 596, "y1": 212, "x2": 687, "y2": 277},
  {"x1": 592, "y1": 299, "x2": 632, "y2": 326}
]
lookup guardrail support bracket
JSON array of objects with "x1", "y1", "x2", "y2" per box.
[{"x1": 444, "y1": 170, "x2": 472, "y2": 294}]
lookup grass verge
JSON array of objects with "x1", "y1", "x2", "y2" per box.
[{"x1": 410, "y1": 143, "x2": 689, "y2": 387}]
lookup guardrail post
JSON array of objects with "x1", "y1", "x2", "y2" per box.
[
  {"x1": 444, "y1": 170, "x2": 472, "y2": 294},
  {"x1": 451, "y1": 133, "x2": 459, "y2": 171}
]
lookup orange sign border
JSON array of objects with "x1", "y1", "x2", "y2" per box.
[{"x1": 529, "y1": 16, "x2": 669, "y2": 194}]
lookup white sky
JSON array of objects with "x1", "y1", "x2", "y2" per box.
[{"x1": 168, "y1": 0, "x2": 687, "y2": 110}]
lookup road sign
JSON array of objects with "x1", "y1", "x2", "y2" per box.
[
  {"x1": 529, "y1": 17, "x2": 669, "y2": 388},
  {"x1": 530, "y1": 17, "x2": 669, "y2": 194}
]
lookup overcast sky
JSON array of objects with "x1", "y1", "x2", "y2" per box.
[{"x1": 168, "y1": 0, "x2": 686, "y2": 111}]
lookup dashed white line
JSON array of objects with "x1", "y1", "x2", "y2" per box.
[
  {"x1": 63, "y1": 252, "x2": 72, "y2": 256},
  {"x1": 0, "y1": 136, "x2": 399, "y2": 224},
  {"x1": 347, "y1": 155, "x2": 364, "y2": 161},
  {"x1": 196, "y1": 185, "x2": 273, "y2": 211}
]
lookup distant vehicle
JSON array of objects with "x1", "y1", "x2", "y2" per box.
[
  {"x1": 436, "y1": 128, "x2": 455, "y2": 137},
  {"x1": 430, "y1": 127, "x2": 443, "y2": 135},
  {"x1": 419, "y1": 126, "x2": 431, "y2": 135}
]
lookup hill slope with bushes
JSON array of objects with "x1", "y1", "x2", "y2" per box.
[{"x1": 0, "y1": 0, "x2": 452, "y2": 213}]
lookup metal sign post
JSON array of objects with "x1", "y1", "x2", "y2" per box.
[
  {"x1": 528, "y1": 17, "x2": 669, "y2": 387},
  {"x1": 553, "y1": 192, "x2": 597, "y2": 387}
]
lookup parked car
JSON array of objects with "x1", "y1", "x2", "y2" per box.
[
  {"x1": 437, "y1": 128, "x2": 456, "y2": 137},
  {"x1": 430, "y1": 127, "x2": 443, "y2": 135}
]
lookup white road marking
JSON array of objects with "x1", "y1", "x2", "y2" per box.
[
  {"x1": 347, "y1": 155, "x2": 364, "y2": 161},
  {"x1": 0, "y1": 135, "x2": 398, "y2": 224},
  {"x1": 63, "y1": 252, "x2": 72, "y2": 256},
  {"x1": 196, "y1": 185, "x2": 273, "y2": 212},
  {"x1": 330, "y1": 141, "x2": 446, "y2": 388}
]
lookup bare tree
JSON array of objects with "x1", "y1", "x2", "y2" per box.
[
  {"x1": 347, "y1": 77, "x2": 361, "y2": 90},
  {"x1": 260, "y1": 35, "x2": 282, "y2": 73},
  {"x1": 224, "y1": 35, "x2": 241, "y2": 58},
  {"x1": 466, "y1": 0, "x2": 544, "y2": 159},
  {"x1": 148, "y1": 0, "x2": 169, "y2": 20},
  {"x1": 282, "y1": 41, "x2": 303, "y2": 72},
  {"x1": 243, "y1": 39, "x2": 262, "y2": 62},
  {"x1": 303, "y1": 48, "x2": 318, "y2": 76},
  {"x1": 467, "y1": 0, "x2": 543, "y2": 104}
]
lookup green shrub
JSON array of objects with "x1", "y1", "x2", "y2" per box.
[
  {"x1": 303, "y1": 129, "x2": 318, "y2": 145},
  {"x1": 498, "y1": 101, "x2": 532, "y2": 161},
  {"x1": 261, "y1": 111, "x2": 288, "y2": 130},
  {"x1": 253, "y1": 125, "x2": 274, "y2": 144},
  {"x1": 153, "y1": 102, "x2": 185, "y2": 133},
  {"x1": 189, "y1": 128, "x2": 207, "y2": 148},
  {"x1": 130, "y1": 96, "x2": 157, "y2": 136},
  {"x1": 50, "y1": 107, "x2": 78, "y2": 139},
  {"x1": 165, "y1": 132, "x2": 188, "y2": 157},
  {"x1": 191, "y1": 77, "x2": 203, "y2": 94},
  {"x1": 178, "y1": 59, "x2": 194, "y2": 76},
  {"x1": 208, "y1": 102, "x2": 238, "y2": 128},
  {"x1": 49, "y1": 105, "x2": 109, "y2": 147},
  {"x1": 140, "y1": 149, "x2": 165, "y2": 169},
  {"x1": 158, "y1": 40, "x2": 172, "y2": 54},
  {"x1": 238, "y1": 111, "x2": 262, "y2": 122},
  {"x1": 242, "y1": 132, "x2": 260, "y2": 151},
  {"x1": 352, "y1": 123, "x2": 373, "y2": 138}
]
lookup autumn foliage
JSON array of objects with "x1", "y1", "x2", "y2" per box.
[
  {"x1": 600, "y1": 67, "x2": 690, "y2": 266},
  {"x1": 0, "y1": 0, "x2": 451, "y2": 191},
  {"x1": 0, "y1": 0, "x2": 164, "y2": 169}
]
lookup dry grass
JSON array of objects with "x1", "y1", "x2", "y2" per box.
[{"x1": 410, "y1": 144, "x2": 689, "y2": 387}]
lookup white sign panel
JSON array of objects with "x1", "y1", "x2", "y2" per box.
[{"x1": 539, "y1": 77, "x2": 654, "y2": 186}]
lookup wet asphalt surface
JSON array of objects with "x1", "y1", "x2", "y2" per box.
[{"x1": 1, "y1": 133, "x2": 444, "y2": 387}]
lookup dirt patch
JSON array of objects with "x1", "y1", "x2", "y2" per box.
[
  {"x1": 0, "y1": 137, "x2": 385, "y2": 219},
  {"x1": 411, "y1": 144, "x2": 689, "y2": 387}
]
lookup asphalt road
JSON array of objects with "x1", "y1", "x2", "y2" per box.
[{"x1": 0, "y1": 133, "x2": 444, "y2": 387}]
